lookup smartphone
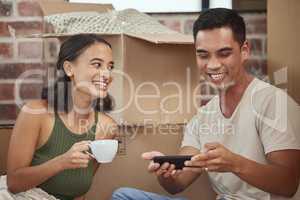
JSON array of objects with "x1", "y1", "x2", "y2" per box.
[{"x1": 152, "y1": 155, "x2": 193, "y2": 169}]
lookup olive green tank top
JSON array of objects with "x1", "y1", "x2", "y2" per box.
[{"x1": 31, "y1": 112, "x2": 98, "y2": 200}]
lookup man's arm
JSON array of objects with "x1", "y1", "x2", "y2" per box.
[
  {"x1": 185, "y1": 143, "x2": 300, "y2": 197},
  {"x1": 235, "y1": 149, "x2": 300, "y2": 197}
]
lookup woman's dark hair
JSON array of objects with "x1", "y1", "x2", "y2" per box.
[
  {"x1": 41, "y1": 34, "x2": 114, "y2": 113},
  {"x1": 193, "y1": 8, "x2": 246, "y2": 46}
]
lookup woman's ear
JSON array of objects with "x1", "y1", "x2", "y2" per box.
[{"x1": 63, "y1": 61, "x2": 74, "y2": 77}]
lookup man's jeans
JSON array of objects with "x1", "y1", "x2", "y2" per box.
[
  {"x1": 111, "y1": 188, "x2": 187, "y2": 200},
  {"x1": 111, "y1": 187, "x2": 227, "y2": 200}
]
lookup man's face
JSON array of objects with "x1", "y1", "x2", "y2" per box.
[{"x1": 195, "y1": 27, "x2": 249, "y2": 89}]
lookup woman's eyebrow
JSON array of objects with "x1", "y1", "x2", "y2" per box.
[
  {"x1": 90, "y1": 58, "x2": 114, "y2": 65},
  {"x1": 90, "y1": 58, "x2": 104, "y2": 62}
]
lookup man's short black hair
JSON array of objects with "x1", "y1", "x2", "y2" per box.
[{"x1": 193, "y1": 8, "x2": 246, "y2": 46}]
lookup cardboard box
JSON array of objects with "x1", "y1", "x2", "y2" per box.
[{"x1": 36, "y1": 1, "x2": 199, "y2": 126}]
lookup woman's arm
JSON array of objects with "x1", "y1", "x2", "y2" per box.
[
  {"x1": 7, "y1": 101, "x2": 92, "y2": 193},
  {"x1": 7, "y1": 101, "x2": 63, "y2": 193}
]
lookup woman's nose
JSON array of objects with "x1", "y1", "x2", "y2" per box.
[{"x1": 100, "y1": 68, "x2": 111, "y2": 78}]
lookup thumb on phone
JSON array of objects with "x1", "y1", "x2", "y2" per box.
[{"x1": 141, "y1": 151, "x2": 164, "y2": 160}]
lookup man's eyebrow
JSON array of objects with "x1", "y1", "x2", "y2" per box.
[
  {"x1": 196, "y1": 49, "x2": 208, "y2": 53},
  {"x1": 217, "y1": 47, "x2": 233, "y2": 52}
]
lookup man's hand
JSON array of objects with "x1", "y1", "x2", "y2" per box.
[
  {"x1": 142, "y1": 151, "x2": 182, "y2": 179},
  {"x1": 184, "y1": 142, "x2": 241, "y2": 173}
]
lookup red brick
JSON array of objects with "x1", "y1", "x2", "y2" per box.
[
  {"x1": 44, "y1": 39, "x2": 59, "y2": 60},
  {"x1": 0, "y1": 43, "x2": 13, "y2": 59},
  {"x1": 248, "y1": 38, "x2": 263, "y2": 56},
  {"x1": 18, "y1": 41, "x2": 43, "y2": 59},
  {"x1": 0, "y1": 22, "x2": 10, "y2": 37},
  {"x1": 264, "y1": 39, "x2": 267, "y2": 55},
  {"x1": 245, "y1": 59, "x2": 267, "y2": 75},
  {"x1": 0, "y1": 63, "x2": 44, "y2": 79},
  {"x1": 0, "y1": 1, "x2": 12, "y2": 17},
  {"x1": 183, "y1": 19, "x2": 195, "y2": 35},
  {"x1": 0, "y1": 84, "x2": 14, "y2": 101},
  {"x1": 0, "y1": 104, "x2": 17, "y2": 121},
  {"x1": 159, "y1": 20, "x2": 181, "y2": 33},
  {"x1": 44, "y1": 22, "x2": 55, "y2": 33},
  {"x1": 20, "y1": 83, "x2": 43, "y2": 99},
  {"x1": 245, "y1": 17, "x2": 266, "y2": 34},
  {"x1": 0, "y1": 21, "x2": 43, "y2": 37},
  {"x1": 0, "y1": 83, "x2": 43, "y2": 101},
  {"x1": 18, "y1": 1, "x2": 43, "y2": 16}
]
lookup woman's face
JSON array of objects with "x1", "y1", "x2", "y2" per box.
[{"x1": 65, "y1": 42, "x2": 114, "y2": 99}]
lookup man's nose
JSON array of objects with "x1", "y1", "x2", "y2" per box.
[{"x1": 207, "y1": 57, "x2": 222, "y2": 71}]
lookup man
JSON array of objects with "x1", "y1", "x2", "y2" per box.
[{"x1": 111, "y1": 8, "x2": 300, "y2": 200}]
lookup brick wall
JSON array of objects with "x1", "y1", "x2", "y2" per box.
[{"x1": 0, "y1": 0, "x2": 267, "y2": 124}]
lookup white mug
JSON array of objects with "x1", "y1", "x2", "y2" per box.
[{"x1": 89, "y1": 139, "x2": 118, "y2": 163}]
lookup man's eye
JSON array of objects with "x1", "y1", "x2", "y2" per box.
[
  {"x1": 197, "y1": 53, "x2": 209, "y2": 59},
  {"x1": 219, "y1": 51, "x2": 231, "y2": 57}
]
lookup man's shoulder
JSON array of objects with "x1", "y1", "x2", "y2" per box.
[{"x1": 251, "y1": 78, "x2": 296, "y2": 104}]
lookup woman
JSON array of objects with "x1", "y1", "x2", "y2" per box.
[{"x1": 1, "y1": 34, "x2": 117, "y2": 200}]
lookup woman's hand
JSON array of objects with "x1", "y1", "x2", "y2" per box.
[{"x1": 57, "y1": 140, "x2": 93, "y2": 170}]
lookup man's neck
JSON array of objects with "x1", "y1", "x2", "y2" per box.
[{"x1": 219, "y1": 74, "x2": 254, "y2": 118}]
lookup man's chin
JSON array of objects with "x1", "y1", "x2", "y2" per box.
[{"x1": 206, "y1": 79, "x2": 236, "y2": 91}]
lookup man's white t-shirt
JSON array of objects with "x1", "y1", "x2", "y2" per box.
[{"x1": 181, "y1": 78, "x2": 300, "y2": 200}]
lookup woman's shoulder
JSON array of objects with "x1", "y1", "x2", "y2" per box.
[
  {"x1": 95, "y1": 112, "x2": 118, "y2": 139},
  {"x1": 21, "y1": 100, "x2": 52, "y2": 118},
  {"x1": 23, "y1": 99, "x2": 48, "y2": 109}
]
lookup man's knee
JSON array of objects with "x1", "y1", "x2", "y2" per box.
[{"x1": 111, "y1": 187, "x2": 140, "y2": 199}]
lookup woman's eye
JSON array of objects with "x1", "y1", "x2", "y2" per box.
[
  {"x1": 92, "y1": 63, "x2": 102, "y2": 68},
  {"x1": 108, "y1": 65, "x2": 114, "y2": 71}
]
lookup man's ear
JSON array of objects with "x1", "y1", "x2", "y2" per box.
[
  {"x1": 241, "y1": 40, "x2": 250, "y2": 61},
  {"x1": 63, "y1": 61, "x2": 74, "y2": 77}
]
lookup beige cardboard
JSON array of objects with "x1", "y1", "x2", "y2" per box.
[
  {"x1": 118, "y1": 35, "x2": 198, "y2": 125},
  {"x1": 126, "y1": 33, "x2": 194, "y2": 44},
  {"x1": 267, "y1": 0, "x2": 300, "y2": 104}
]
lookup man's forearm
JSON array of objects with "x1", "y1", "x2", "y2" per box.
[
  {"x1": 157, "y1": 175, "x2": 186, "y2": 194},
  {"x1": 157, "y1": 170, "x2": 201, "y2": 195},
  {"x1": 234, "y1": 155, "x2": 299, "y2": 197}
]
